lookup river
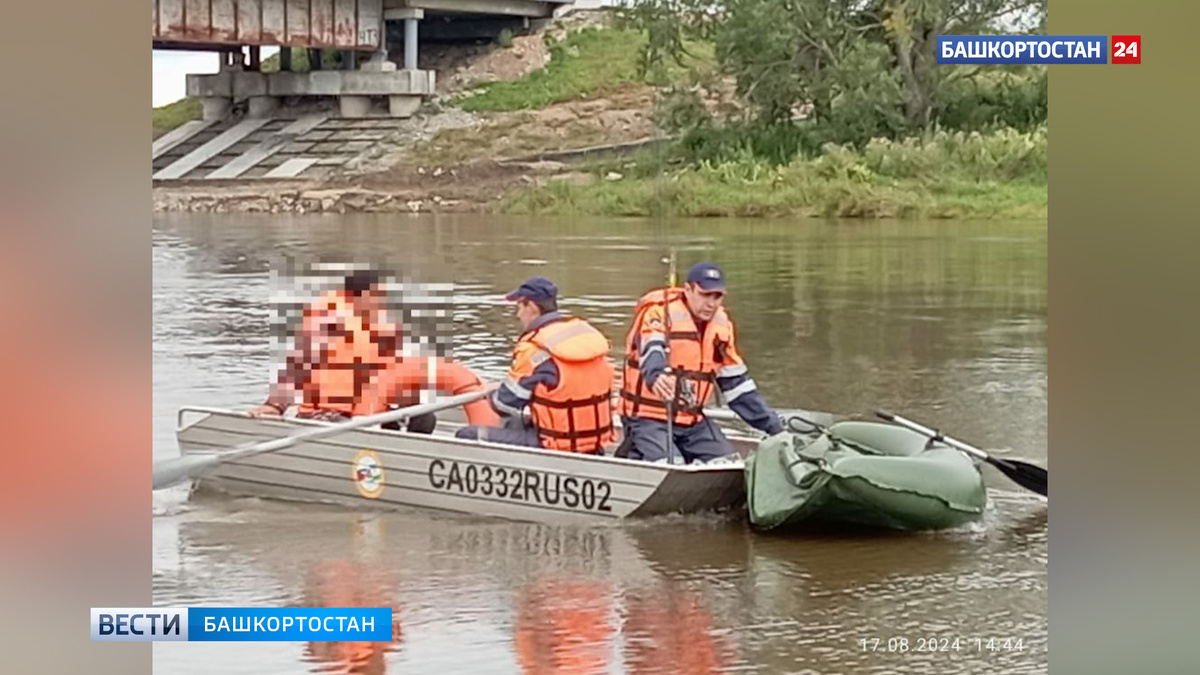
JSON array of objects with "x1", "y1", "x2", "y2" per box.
[{"x1": 152, "y1": 213, "x2": 1047, "y2": 674}]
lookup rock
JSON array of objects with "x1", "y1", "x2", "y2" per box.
[
  {"x1": 240, "y1": 198, "x2": 271, "y2": 212},
  {"x1": 605, "y1": 172, "x2": 624, "y2": 182},
  {"x1": 509, "y1": 160, "x2": 567, "y2": 174},
  {"x1": 537, "y1": 107, "x2": 578, "y2": 127},
  {"x1": 550, "y1": 172, "x2": 598, "y2": 187},
  {"x1": 341, "y1": 190, "x2": 378, "y2": 211},
  {"x1": 597, "y1": 110, "x2": 639, "y2": 129}
]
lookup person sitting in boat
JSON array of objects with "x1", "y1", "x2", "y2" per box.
[
  {"x1": 246, "y1": 269, "x2": 441, "y2": 432},
  {"x1": 455, "y1": 276, "x2": 616, "y2": 454},
  {"x1": 618, "y1": 262, "x2": 784, "y2": 464}
]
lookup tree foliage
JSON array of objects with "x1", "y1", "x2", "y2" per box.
[{"x1": 621, "y1": 0, "x2": 1047, "y2": 154}]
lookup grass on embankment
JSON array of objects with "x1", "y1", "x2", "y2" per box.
[
  {"x1": 503, "y1": 127, "x2": 1048, "y2": 219},
  {"x1": 152, "y1": 97, "x2": 202, "y2": 136},
  {"x1": 459, "y1": 27, "x2": 712, "y2": 112}
]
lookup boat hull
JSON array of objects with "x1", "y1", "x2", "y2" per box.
[
  {"x1": 175, "y1": 408, "x2": 748, "y2": 524},
  {"x1": 745, "y1": 421, "x2": 987, "y2": 532}
]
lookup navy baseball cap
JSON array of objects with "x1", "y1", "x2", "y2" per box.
[
  {"x1": 685, "y1": 262, "x2": 726, "y2": 292},
  {"x1": 504, "y1": 276, "x2": 559, "y2": 302}
]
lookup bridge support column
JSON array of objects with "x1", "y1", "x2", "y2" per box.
[
  {"x1": 201, "y1": 97, "x2": 231, "y2": 121},
  {"x1": 339, "y1": 96, "x2": 373, "y2": 118},
  {"x1": 248, "y1": 96, "x2": 278, "y2": 118},
  {"x1": 385, "y1": 8, "x2": 425, "y2": 70},
  {"x1": 404, "y1": 17, "x2": 419, "y2": 70}
]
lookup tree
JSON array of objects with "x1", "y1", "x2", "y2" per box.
[{"x1": 622, "y1": 0, "x2": 1047, "y2": 146}]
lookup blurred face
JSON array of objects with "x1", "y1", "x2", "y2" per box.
[
  {"x1": 515, "y1": 299, "x2": 539, "y2": 329},
  {"x1": 682, "y1": 282, "x2": 725, "y2": 321},
  {"x1": 352, "y1": 285, "x2": 385, "y2": 315}
]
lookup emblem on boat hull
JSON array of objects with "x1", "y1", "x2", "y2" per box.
[{"x1": 353, "y1": 450, "x2": 386, "y2": 499}]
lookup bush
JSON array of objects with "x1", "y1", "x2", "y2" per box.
[{"x1": 938, "y1": 68, "x2": 1048, "y2": 132}]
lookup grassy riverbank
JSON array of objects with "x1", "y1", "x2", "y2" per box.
[
  {"x1": 503, "y1": 127, "x2": 1048, "y2": 219},
  {"x1": 152, "y1": 97, "x2": 201, "y2": 137}
]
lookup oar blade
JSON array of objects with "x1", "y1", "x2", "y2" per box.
[
  {"x1": 152, "y1": 453, "x2": 221, "y2": 490},
  {"x1": 876, "y1": 409, "x2": 1048, "y2": 498},
  {"x1": 990, "y1": 457, "x2": 1048, "y2": 497}
]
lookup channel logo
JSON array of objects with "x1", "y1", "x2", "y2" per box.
[
  {"x1": 937, "y1": 35, "x2": 1135, "y2": 65},
  {"x1": 91, "y1": 607, "x2": 393, "y2": 642}
]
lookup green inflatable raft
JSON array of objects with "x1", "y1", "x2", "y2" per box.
[{"x1": 745, "y1": 420, "x2": 987, "y2": 531}]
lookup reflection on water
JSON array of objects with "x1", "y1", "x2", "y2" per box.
[
  {"x1": 300, "y1": 561, "x2": 402, "y2": 675},
  {"x1": 153, "y1": 214, "x2": 1047, "y2": 673}
]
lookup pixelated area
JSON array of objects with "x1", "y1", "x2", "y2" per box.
[{"x1": 268, "y1": 261, "x2": 457, "y2": 392}]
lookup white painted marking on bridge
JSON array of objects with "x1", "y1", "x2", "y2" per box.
[
  {"x1": 152, "y1": 120, "x2": 215, "y2": 161},
  {"x1": 154, "y1": 118, "x2": 271, "y2": 180},
  {"x1": 264, "y1": 157, "x2": 319, "y2": 179},
  {"x1": 205, "y1": 116, "x2": 328, "y2": 179}
]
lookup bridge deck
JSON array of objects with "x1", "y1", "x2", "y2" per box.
[{"x1": 152, "y1": 0, "x2": 574, "y2": 50}]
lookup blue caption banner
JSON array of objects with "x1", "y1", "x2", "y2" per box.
[
  {"x1": 189, "y1": 608, "x2": 392, "y2": 641},
  {"x1": 937, "y1": 35, "x2": 1107, "y2": 64},
  {"x1": 91, "y1": 607, "x2": 393, "y2": 641}
]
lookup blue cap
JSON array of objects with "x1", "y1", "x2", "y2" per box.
[
  {"x1": 685, "y1": 262, "x2": 726, "y2": 291},
  {"x1": 504, "y1": 276, "x2": 559, "y2": 302}
]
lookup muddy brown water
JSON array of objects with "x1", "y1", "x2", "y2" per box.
[{"x1": 153, "y1": 214, "x2": 1047, "y2": 674}]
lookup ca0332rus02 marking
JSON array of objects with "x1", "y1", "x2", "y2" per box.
[{"x1": 427, "y1": 459, "x2": 613, "y2": 512}]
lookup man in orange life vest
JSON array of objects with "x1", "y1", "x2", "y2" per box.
[
  {"x1": 619, "y1": 262, "x2": 784, "y2": 463},
  {"x1": 247, "y1": 270, "x2": 436, "y2": 433},
  {"x1": 455, "y1": 277, "x2": 616, "y2": 453}
]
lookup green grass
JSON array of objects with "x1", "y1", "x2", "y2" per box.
[
  {"x1": 460, "y1": 28, "x2": 647, "y2": 112},
  {"x1": 458, "y1": 27, "x2": 711, "y2": 113},
  {"x1": 501, "y1": 127, "x2": 1049, "y2": 219},
  {"x1": 152, "y1": 97, "x2": 202, "y2": 135}
]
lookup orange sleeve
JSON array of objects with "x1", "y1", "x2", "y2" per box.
[
  {"x1": 507, "y1": 341, "x2": 540, "y2": 381},
  {"x1": 716, "y1": 316, "x2": 746, "y2": 367},
  {"x1": 639, "y1": 303, "x2": 667, "y2": 339}
]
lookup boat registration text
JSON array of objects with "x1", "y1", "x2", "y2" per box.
[{"x1": 427, "y1": 459, "x2": 614, "y2": 512}]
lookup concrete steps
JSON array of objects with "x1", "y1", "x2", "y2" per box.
[{"x1": 151, "y1": 115, "x2": 408, "y2": 182}]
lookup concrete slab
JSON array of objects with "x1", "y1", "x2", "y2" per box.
[
  {"x1": 152, "y1": 120, "x2": 215, "y2": 160},
  {"x1": 154, "y1": 118, "x2": 271, "y2": 180},
  {"x1": 205, "y1": 116, "x2": 328, "y2": 179},
  {"x1": 264, "y1": 157, "x2": 320, "y2": 178}
]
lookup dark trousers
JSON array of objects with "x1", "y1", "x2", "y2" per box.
[
  {"x1": 622, "y1": 416, "x2": 736, "y2": 464},
  {"x1": 455, "y1": 416, "x2": 542, "y2": 448}
]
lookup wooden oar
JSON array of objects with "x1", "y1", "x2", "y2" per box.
[
  {"x1": 875, "y1": 410, "x2": 1048, "y2": 498},
  {"x1": 152, "y1": 386, "x2": 496, "y2": 490}
]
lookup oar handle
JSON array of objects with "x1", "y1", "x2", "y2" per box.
[
  {"x1": 875, "y1": 409, "x2": 987, "y2": 461},
  {"x1": 225, "y1": 384, "x2": 497, "y2": 462},
  {"x1": 152, "y1": 385, "x2": 497, "y2": 490}
]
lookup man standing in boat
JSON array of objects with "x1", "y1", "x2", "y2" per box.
[
  {"x1": 619, "y1": 262, "x2": 783, "y2": 463},
  {"x1": 455, "y1": 276, "x2": 616, "y2": 454},
  {"x1": 247, "y1": 269, "x2": 448, "y2": 432}
]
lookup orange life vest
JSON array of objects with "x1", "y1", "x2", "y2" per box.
[
  {"x1": 296, "y1": 290, "x2": 396, "y2": 416},
  {"x1": 515, "y1": 317, "x2": 615, "y2": 453},
  {"x1": 355, "y1": 355, "x2": 501, "y2": 427},
  {"x1": 618, "y1": 287, "x2": 736, "y2": 426}
]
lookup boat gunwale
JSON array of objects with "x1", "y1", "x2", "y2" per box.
[{"x1": 176, "y1": 406, "x2": 749, "y2": 476}]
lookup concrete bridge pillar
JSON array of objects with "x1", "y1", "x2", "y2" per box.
[{"x1": 385, "y1": 8, "x2": 425, "y2": 70}]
